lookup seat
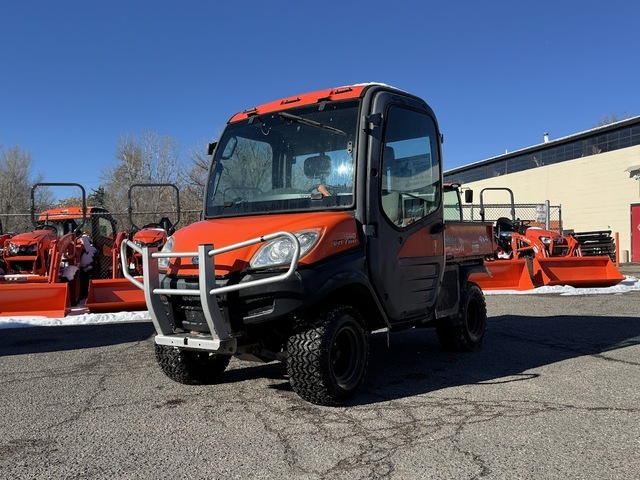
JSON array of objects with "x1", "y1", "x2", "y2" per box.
[
  {"x1": 304, "y1": 155, "x2": 332, "y2": 180},
  {"x1": 381, "y1": 191, "x2": 402, "y2": 225},
  {"x1": 159, "y1": 217, "x2": 175, "y2": 236},
  {"x1": 63, "y1": 219, "x2": 78, "y2": 235}
]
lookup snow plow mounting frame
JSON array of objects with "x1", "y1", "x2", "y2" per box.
[{"x1": 121, "y1": 232, "x2": 301, "y2": 354}]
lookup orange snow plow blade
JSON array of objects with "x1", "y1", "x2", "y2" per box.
[
  {"x1": 534, "y1": 256, "x2": 625, "y2": 288},
  {"x1": 470, "y1": 259, "x2": 535, "y2": 291},
  {"x1": 85, "y1": 278, "x2": 147, "y2": 313},
  {"x1": 0, "y1": 283, "x2": 70, "y2": 317}
]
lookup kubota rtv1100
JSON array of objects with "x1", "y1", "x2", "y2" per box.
[{"x1": 124, "y1": 83, "x2": 492, "y2": 405}]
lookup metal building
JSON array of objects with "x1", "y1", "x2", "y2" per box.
[{"x1": 444, "y1": 116, "x2": 640, "y2": 262}]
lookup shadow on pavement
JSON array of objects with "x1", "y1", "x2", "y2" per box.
[
  {"x1": 0, "y1": 322, "x2": 155, "y2": 357},
  {"x1": 1, "y1": 314, "x2": 638, "y2": 407},
  {"x1": 351, "y1": 314, "x2": 640, "y2": 405}
]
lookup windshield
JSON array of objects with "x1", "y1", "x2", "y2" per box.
[{"x1": 205, "y1": 100, "x2": 359, "y2": 217}]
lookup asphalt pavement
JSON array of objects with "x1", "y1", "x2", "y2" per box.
[{"x1": 0, "y1": 290, "x2": 639, "y2": 479}]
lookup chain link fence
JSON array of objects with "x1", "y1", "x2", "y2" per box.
[
  {"x1": 0, "y1": 210, "x2": 202, "y2": 235},
  {"x1": 461, "y1": 203, "x2": 563, "y2": 233}
]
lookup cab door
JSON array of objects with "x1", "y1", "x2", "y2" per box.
[{"x1": 365, "y1": 93, "x2": 445, "y2": 323}]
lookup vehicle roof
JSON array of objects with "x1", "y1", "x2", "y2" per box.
[
  {"x1": 228, "y1": 83, "x2": 395, "y2": 123},
  {"x1": 37, "y1": 206, "x2": 108, "y2": 221}
]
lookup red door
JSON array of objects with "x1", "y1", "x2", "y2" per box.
[{"x1": 631, "y1": 204, "x2": 640, "y2": 262}]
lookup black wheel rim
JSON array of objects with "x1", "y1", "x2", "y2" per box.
[
  {"x1": 330, "y1": 322, "x2": 364, "y2": 390},
  {"x1": 466, "y1": 299, "x2": 483, "y2": 337}
]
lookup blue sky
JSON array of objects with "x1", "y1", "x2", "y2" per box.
[{"x1": 2, "y1": 1, "x2": 639, "y2": 192}]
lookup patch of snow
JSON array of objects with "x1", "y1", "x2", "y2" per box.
[
  {"x1": 60, "y1": 265, "x2": 79, "y2": 281},
  {"x1": 483, "y1": 276, "x2": 640, "y2": 296},
  {"x1": 0, "y1": 305, "x2": 151, "y2": 330},
  {"x1": 1, "y1": 277, "x2": 638, "y2": 330},
  {"x1": 79, "y1": 235, "x2": 97, "y2": 269}
]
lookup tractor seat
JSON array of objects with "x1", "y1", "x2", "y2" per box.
[{"x1": 159, "y1": 217, "x2": 175, "y2": 235}]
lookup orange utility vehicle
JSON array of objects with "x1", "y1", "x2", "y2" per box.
[{"x1": 123, "y1": 83, "x2": 492, "y2": 405}]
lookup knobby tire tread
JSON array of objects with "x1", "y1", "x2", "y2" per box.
[
  {"x1": 155, "y1": 344, "x2": 231, "y2": 385},
  {"x1": 287, "y1": 305, "x2": 368, "y2": 406}
]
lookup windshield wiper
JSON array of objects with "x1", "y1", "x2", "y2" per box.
[{"x1": 279, "y1": 112, "x2": 347, "y2": 136}]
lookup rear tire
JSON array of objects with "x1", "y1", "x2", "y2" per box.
[
  {"x1": 286, "y1": 305, "x2": 369, "y2": 406},
  {"x1": 436, "y1": 282, "x2": 486, "y2": 352},
  {"x1": 65, "y1": 270, "x2": 79, "y2": 307},
  {"x1": 155, "y1": 344, "x2": 231, "y2": 385}
]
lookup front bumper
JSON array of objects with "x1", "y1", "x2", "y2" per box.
[{"x1": 121, "y1": 233, "x2": 302, "y2": 354}]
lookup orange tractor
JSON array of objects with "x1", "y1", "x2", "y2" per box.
[
  {"x1": 470, "y1": 187, "x2": 624, "y2": 290},
  {"x1": 85, "y1": 183, "x2": 179, "y2": 313},
  {"x1": 0, "y1": 183, "x2": 118, "y2": 316},
  {"x1": 0, "y1": 219, "x2": 14, "y2": 269}
]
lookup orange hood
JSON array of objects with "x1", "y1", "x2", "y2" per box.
[
  {"x1": 133, "y1": 228, "x2": 167, "y2": 246},
  {"x1": 6, "y1": 230, "x2": 56, "y2": 247},
  {"x1": 168, "y1": 212, "x2": 360, "y2": 275}
]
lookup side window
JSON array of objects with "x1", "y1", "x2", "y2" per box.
[
  {"x1": 380, "y1": 107, "x2": 441, "y2": 227},
  {"x1": 443, "y1": 188, "x2": 463, "y2": 221}
]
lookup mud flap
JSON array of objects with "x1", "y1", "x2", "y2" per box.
[
  {"x1": 85, "y1": 278, "x2": 147, "y2": 313},
  {"x1": 469, "y1": 259, "x2": 535, "y2": 291},
  {"x1": 0, "y1": 283, "x2": 70, "y2": 317},
  {"x1": 535, "y1": 256, "x2": 625, "y2": 288}
]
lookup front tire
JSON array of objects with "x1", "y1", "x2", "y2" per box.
[
  {"x1": 286, "y1": 305, "x2": 369, "y2": 406},
  {"x1": 436, "y1": 282, "x2": 486, "y2": 352},
  {"x1": 155, "y1": 345, "x2": 231, "y2": 385}
]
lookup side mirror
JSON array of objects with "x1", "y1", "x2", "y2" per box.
[
  {"x1": 464, "y1": 189, "x2": 473, "y2": 203},
  {"x1": 207, "y1": 142, "x2": 217, "y2": 156}
]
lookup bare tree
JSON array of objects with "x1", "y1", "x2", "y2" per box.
[
  {"x1": 178, "y1": 142, "x2": 212, "y2": 223},
  {"x1": 100, "y1": 131, "x2": 185, "y2": 228},
  {"x1": 0, "y1": 146, "x2": 49, "y2": 232},
  {"x1": 596, "y1": 113, "x2": 633, "y2": 126}
]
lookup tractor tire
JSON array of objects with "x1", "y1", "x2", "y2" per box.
[
  {"x1": 286, "y1": 305, "x2": 369, "y2": 406},
  {"x1": 436, "y1": 282, "x2": 486, "y2": 352},
  {"x1": 155, "y1": 345, "x2": 231, "y2": 385},
  {"x1": 66, "y1": 270, "x2": 79, "y2": 307},
  {"x1": 524, "y1": 255, "x2": 536, "y2": 284}
]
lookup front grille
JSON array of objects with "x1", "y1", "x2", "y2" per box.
[{"x1": 552, "y1": 246, "x2": 569, "y2": 256}]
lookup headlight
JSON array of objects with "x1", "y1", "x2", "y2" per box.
[
  {"x1": 158, "y1": 236, "x2": 174, "y2": 269},
  {"x1": 8, "y1": 243, "x2": 20, "y2": 255},
  {"x1": 135, "y1": 239, "x2": 164, "y2": 248},
  {"x1": 539, "y1": 236, "x2": 551, "y2": 245},
  {"x1": 250, "y1": 230, "x2": 320, "y2": 268},
  {"x1": 8, "y1": 243, "x2": 37, "y2": 256}
]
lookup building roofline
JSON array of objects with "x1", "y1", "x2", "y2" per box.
[{"x1": 445, "y1": 115, "x2": 640, "y2": 175}]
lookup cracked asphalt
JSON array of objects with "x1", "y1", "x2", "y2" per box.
[{"x1": 1, "y1": 291, "x2": 639, "y2": 479}]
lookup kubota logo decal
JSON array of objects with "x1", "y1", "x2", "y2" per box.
[{"x1": 332, "y1": 235, "x2": 357, "y2": 247}]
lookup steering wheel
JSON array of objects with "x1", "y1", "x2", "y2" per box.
[{"x1": 310, "y1": 184, "x2": 336, "y2": 197}]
